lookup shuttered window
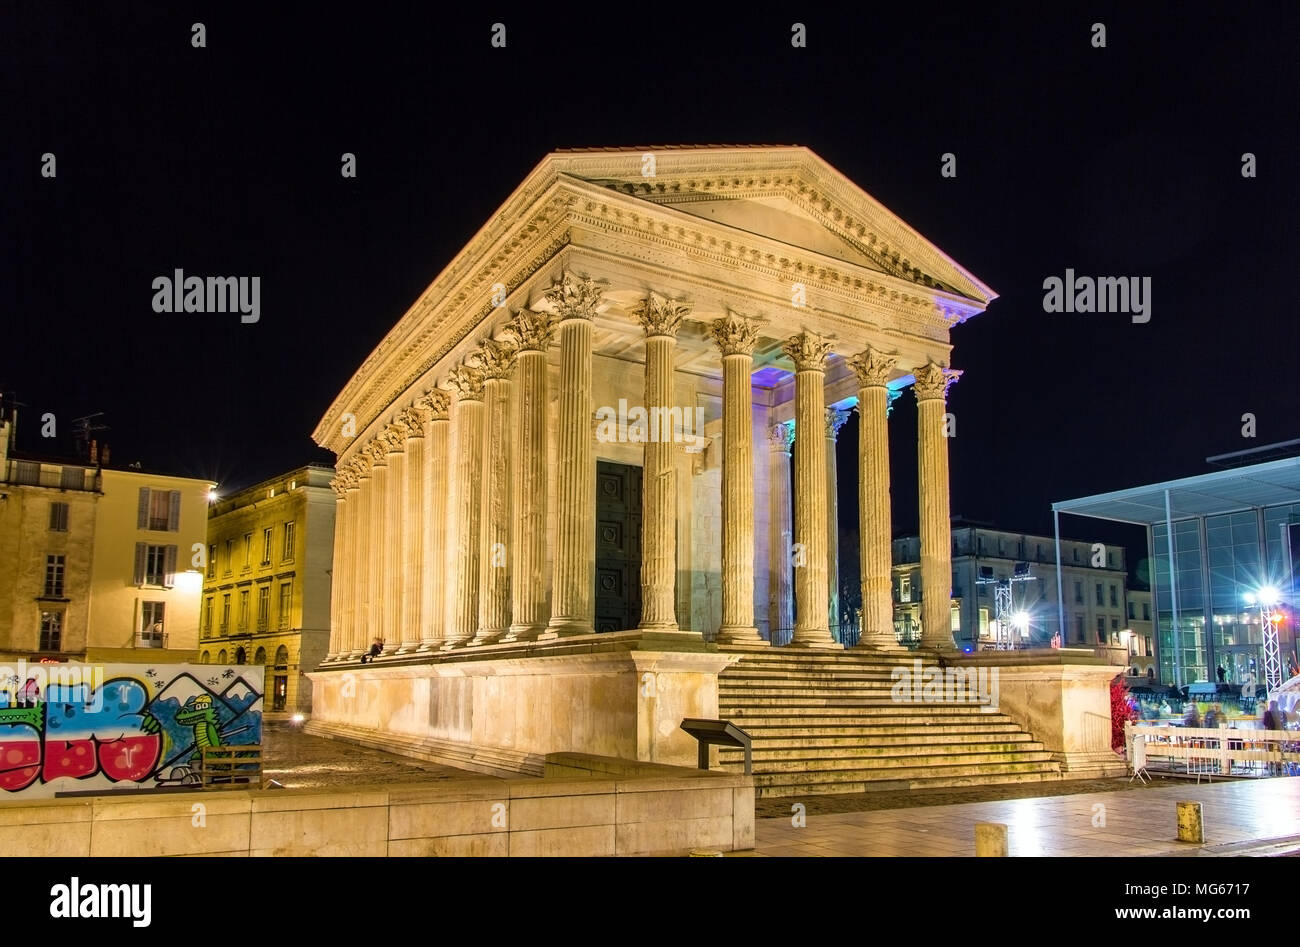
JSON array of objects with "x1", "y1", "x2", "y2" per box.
[
  {"x1": 135, "y1": 543, "x2": 178, "y2": 586},
  {"x1": 137, "y1": 487, "x2": 182, "y2": 531},
  {"x1": 49, "y1": 502, "x2": 69, "y2": 532}
]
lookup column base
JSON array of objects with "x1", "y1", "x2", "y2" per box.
[
  {"x1": 439, "y1": 636, "x2": 473, "y2": 651},
  {"x1": 538, "y1": 620, "x2": 593, "y2": 640},
  {"x1": 345, "y1": 650, "x2": 365, "y2": 660},
  {"x1": 468, "y1": 629, "x2": 508, "y2": 647},
  {"x1": 416, "y1": 640, "x2": 443, "y2": 653},
  {"x1": 501, "y1": 623, "x2": 547, "y2": 643},
  {"x1": 787, "y1": 629, "x2": 844, "y2": 650},
  {"x1": 921, "y1": 637, "x2": 956, "y2": 651},
  {"x1": 717, "y1": 626, "x2": 768, "y2": 646},
  {"x1": 394, "y1": 644, "x2": 419, "y2": 655}
]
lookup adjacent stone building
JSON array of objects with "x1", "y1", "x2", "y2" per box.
[
  {"x1": 892, "y1": 524, "x2": 1131, "y2": 652},
  {"x1": 201, "y1": 465, "x2": 335, "y2": 713},
  {"x1": 0, "y1": 400, "x2": 212, "y2": 662}
]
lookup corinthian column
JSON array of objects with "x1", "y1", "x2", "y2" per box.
[
  {"x1": 417, "y1": 389, "x2": 450, "y2": 651},
  {"x1": 915, "y1": 360, "x2": 962, "y2": 651},
  {"x1": 825, "y1": 406, "x2": 851, "y2": 640},
  {"x1": 362, "y1": 441, "x2": 387, "y2": 655},
  {"x1": 709, "y1": 313, "x2": 765, "y2": 646},
  {"x1": 347, "y1": 455, "x2": 371, "y2": 658},
  {"x1": 326, "y1": 471, "x2": 349, "y2": 661},
  {"x1": 394, "y1": 408, "x2": 423, "y2": 653},
  {"x1": 472, "y1": 339, "x2": 517, "y2": 645},
  {"x1": 782, "y1": 330, "x2": 840, "y2": 649},
  {"x1": 502, "y1": 310, "x2": 556, "y2": 642},
  {"x1": 543, "y1": 272, "x2": 603, "y2": 639},
  {"x1": 850, "y1": 347, "x2": 902, "y2": 650},
  {"x1": 768, "y1": 422, "x2": 794, "y2": 645},
  {"x1": 380, "y1": 424, "x2": 407, "y2": 652},
  {"x1": 443, "y1": 361, "x2": 486, "y2": 649},
  {"x1": 633, "y1": 291, "x2": 688, "y2": 631}
]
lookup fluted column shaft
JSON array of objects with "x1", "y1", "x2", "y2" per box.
[
  {"x1": 337, "y1": 476, "x2": 358, "y2": 658},
  {"x1": 366, "y1": 457, "x2": 387, "y2": 651},
  {"x1": 544, "y1": 317, "x2": 595, "y2": 637},
  {"x1": 768, "y1": 424, "x2": 794, "y2": 644},
  {"x1": 445, "y1": 374, "x2": 485, "y2": 648},
  {"x1": 711, "y1": 314, "x2": 764, "y2": 645},
  {"x1": 505, "y1": 313, "x2": 554, "y2": 642},
  {"x1": 383, "y1": 442, "x2": 406, "y2": 651},
  {"x1": 349, "y1": 467, "x2": 370, "y2": 657},
  {"x1": 640, "y1": 334, "x2": 679, "y2": 628},
  {"x1": 784, "y1": 331, "x2": 839, "y2": 649},
  {"x1": 418, "y1": 392, "x2": 450, "y2": 650},
  {"x1": 326, "y1": 484, "x2": 347, "y2": 659},
  {"x1": 825, "y1": 408, "x2": 849, "y2": 640},
  {"x1": 474, "y1": 347, "x2": 515, "y2": 645},
  {"x1": 916, "y1": 362, "x2": 961, "y2": 650},
  {"x1": 398, "y1": 424, "x2": 424, "y2": 652}
]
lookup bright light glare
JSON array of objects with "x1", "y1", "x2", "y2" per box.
[
  {"x1": 1259, "y1": 586, "x2": 1280, "y2": 607},
  {"x1": 1011, "y1": 611, "x2": 1030, "y2": 631},
  {"x1": 291, "y1": 713, "x2": 305, "y2": 724}
]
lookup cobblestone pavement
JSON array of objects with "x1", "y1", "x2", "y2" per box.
[{"x1": 260, "y1": 722, "x2": 501, "y2": 790}]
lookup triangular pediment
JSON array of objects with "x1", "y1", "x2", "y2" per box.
[{"x1": 546, "y1": 146, "x2": 995, "y2": 305}]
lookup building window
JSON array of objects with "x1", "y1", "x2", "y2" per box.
[
  {"x1": 950, "y1": 605, "x2": 961, "y2": 633},
  {"x1": 140, "y1": 602, "x2": 165, "y2": 647},
  {"x1": 49, "y1": 502, "x2": 69, "y2": 532},
  {"x1": 203, "y1": 596, "x2": 213, "y2": 634},
  {"x1": 207, "y1": 544, "x2": 216, "y2": 579},
  {"x1": 224, "y1": 539, "x2": 234, "y2": 575},
  {"x1": 238, "y1": 590, "x2": 250, "y2": 631},
  {"x1": 199, "y1": 651, "x2": 210, "y2": 664},
  {"x1": 1073, "y1": 580, "x2": 1083, "y2": 604},
  {"x1": 262, "y1": 528, "x2": 273, "y2": 566},
  {"x1": 278, "y1": 581, "x2": 292, "y2": 629},
  {"x1": 134, "y1": 543, "x2": 177, "y2": 587},
  {"x1": 1143, "y1": 603, "x2": 1150, "y2": 621},
  {"x1": 44, "y1": 555, "x2": 65, "y2": 597},
  {"x1": 1095, "y1": 583, "x2": 1104, "y2": 606},
  {"x1": 978, "y1": 608, "x2": 990, "y2": 637},
  {"x1": 1097, "y1": 617, "x2": 1106, "y2": 644},
  {"x1": 1076, "y1": 615, "x2": 1085, "y2": 643},
  {"x1": 243, "y1": 533, "x2": 252, "y2": 569},
  {"x1": 220, "y1": 594, "x2": 231, "y2": 634},
  {"x1": 1111, "y1": 618, "x2": 1120, "y2": 640},
  {"x1": 1145, "y1": 635, "x2": 1152, "y2": 655},
  {"x1": 899, "y1": 574, "x2": 912, "y2": 603},
  {"x1": 138, "y1": 487, "x2": 181, "y2": 532},
  {"x1": 257, "y1": 585, "x2": 270, "y2": 630},
  {"x1": 217, "y1": 649, "x2": 227, "y2": 664},
  {"x1": 1109, "y1": 585, "x2": 1118, "y2": 608},
  {"x1": 39, "y1": 610, "x2": 63, "y2": 650},
  {"x1": 254, "y1": 646, "x2": 267, "y2": 664},
  {"x1": 282, "y1": 521, "x2": 296, "y2": 561},
  {"x1": 1073, "y1": 548, "x2": 1080, "y2": 563},
  {"x1": 1127, "y1": 602, "x2": 1135, "y2": 620}
]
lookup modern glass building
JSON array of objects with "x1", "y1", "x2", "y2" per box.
[{"x1": 1051, "y1": 447, "x2": 1300, "y2": 688}]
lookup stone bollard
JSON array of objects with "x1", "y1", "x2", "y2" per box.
[
  {"x1": 1176, "y1": 801, "x2": 1204, "y2": 843},
  {"x1": 974, "y1": 822, "x2": 1008, "y2": 856}
]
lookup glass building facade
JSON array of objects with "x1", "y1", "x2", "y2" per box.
[{"x1": 1153, "y1": 503, "x2": 1300, "y2": 686}]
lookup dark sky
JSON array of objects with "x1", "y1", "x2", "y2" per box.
[{"x1": 5, "y1": 3, "x2": 1298, "y2": 571}]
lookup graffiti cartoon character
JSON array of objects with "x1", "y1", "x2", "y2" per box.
[{"x1": 175, "y1": 694, "x2": 222, "y2": 763}]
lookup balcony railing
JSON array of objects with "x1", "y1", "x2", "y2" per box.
[
  {"x1": 137, "y1": 632, "x2": 167, "y2": 649},
  {"x1": 3, "y1": 461, "x2": 98, "y2": 492}
]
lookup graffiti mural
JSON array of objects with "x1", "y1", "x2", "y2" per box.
[{"x1": 0, "y1": 662, "x2": 263, "y2": 798}]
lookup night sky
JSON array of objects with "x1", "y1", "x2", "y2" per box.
[{"x1": 6, "y1": 3, "x2": 1298, "y2": 573}]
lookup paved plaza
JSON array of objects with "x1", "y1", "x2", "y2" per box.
[{"x1": 754, "y1": 777, "x2": 1300, "y2": 856}]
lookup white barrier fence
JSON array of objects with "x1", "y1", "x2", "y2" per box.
[{"x1": 1125, "y1": 722, "x2": 1300, "y2": 780}]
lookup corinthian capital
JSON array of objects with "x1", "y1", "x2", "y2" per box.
[
  {"x1": 379, "y1": 423, "x2": 408, "y2": 453},
  {"x1": 848, "y1": 346, "x2": 898, "y2": 388},
  {"x1": 414, "y1": 388, "x2": 451, "y2": 422},
  {"x1": 477, "y1": 338, "x2": 518, "y2": 380},
  {"x1": 350, "y1": 455, "x2": 372, "y2": 479},
  {"x1": 825, "y1": 407, "x2": 851, "y2": 440},
  {"x1": 782, "y1": 330, "x2": 834, "y2": 372},
  {"x1": 913, "y1": 360, "x2": 963, "y2": 402},
  {"x1": 544, "y1": 271, "x2": 604, "y2": 321},
  {"x1": 446, "y1": 363, "x2": 486, "y2": 401},
  {"x1": 708, "y1": 312, "x2": 759, "y2": 357},
  {"x1": 768, "y1": 421, "x2": 795, "y2": 452},
  {"x1": 505, "y1": 308, "x2": 557, "y2": 352},
  {"x1": 632, "y1": 291, "x2": 690, "y2": 338},
  {"x1": 363, "y1": 440, "x2": 388, "y2": 466}
]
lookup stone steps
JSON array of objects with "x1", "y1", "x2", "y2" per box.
[{"x1": 715, "y1": 652, "x2": 1061, "y2": 798}]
